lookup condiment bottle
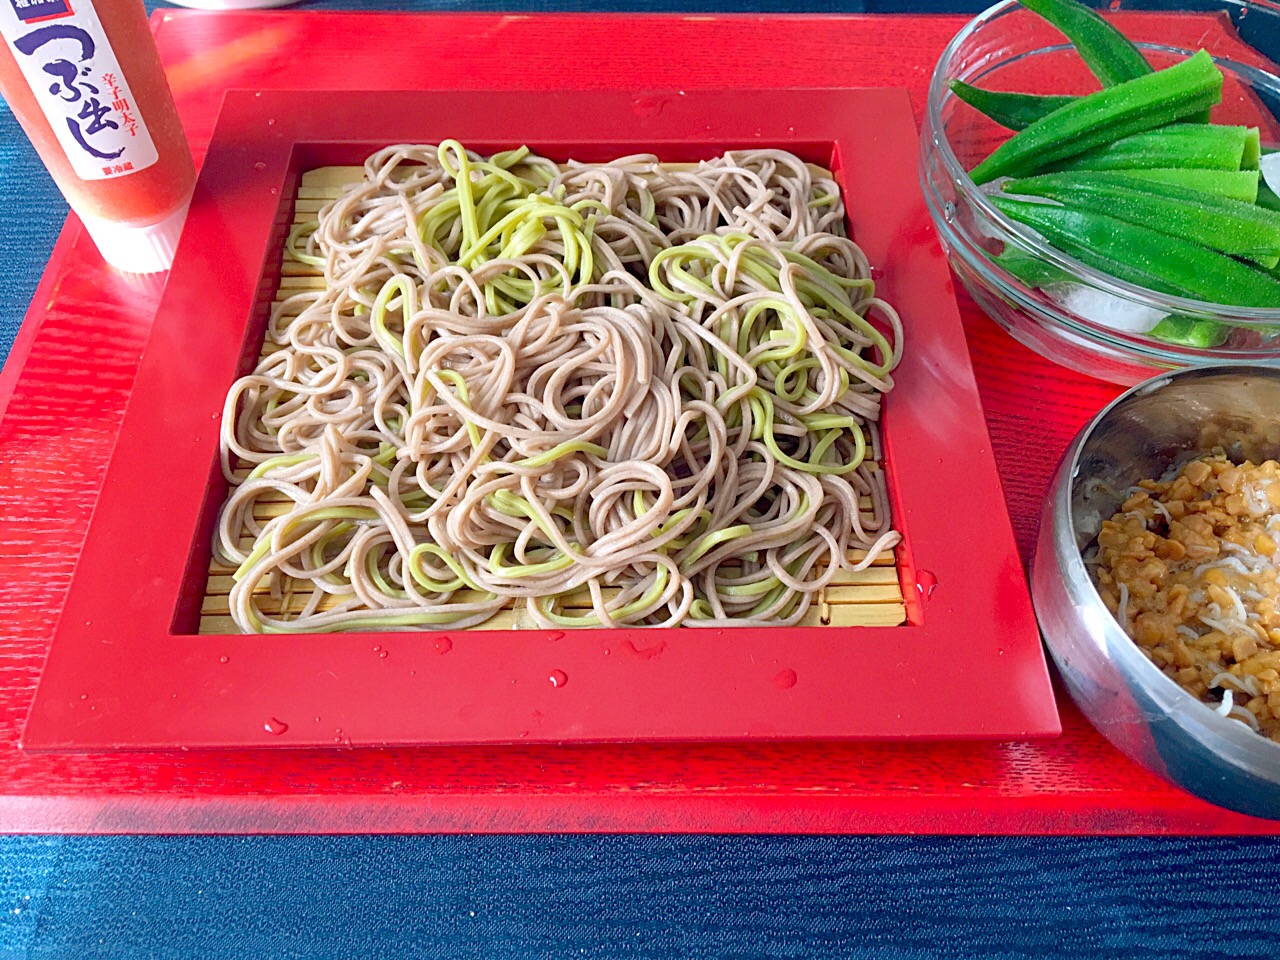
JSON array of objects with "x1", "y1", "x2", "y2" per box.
[{"x1": 0, "y1": 0, "x2": 196, "y2": 273}]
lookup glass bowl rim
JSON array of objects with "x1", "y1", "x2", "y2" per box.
[{"x1": 926, "y1": 0, "x2": 1280, "y2": 324}]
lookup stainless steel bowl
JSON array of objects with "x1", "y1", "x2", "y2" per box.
[{"x1": 1033, "y1": 365, "x2": 1280, "y2": 819}]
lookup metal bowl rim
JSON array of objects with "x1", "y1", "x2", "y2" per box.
[{"x1": 1051, "y1": 364, "x2": 1280, "y2": 770}]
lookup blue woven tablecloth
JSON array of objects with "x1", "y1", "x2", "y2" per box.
[
  {"x1": 2, "y1": 835, "x2": 1280, "y2": 958},
  {"x1": 3, "y1": 3, "x2": 1280, "y2": 957}
]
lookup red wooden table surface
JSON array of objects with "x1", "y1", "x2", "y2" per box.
[{"x1": 0, "y1": 10, "x2": 1275, "y2": 834}]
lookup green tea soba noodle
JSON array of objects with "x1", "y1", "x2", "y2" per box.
[{"x1": 216, "y1": 142, "x2": 903, "y2": 632}]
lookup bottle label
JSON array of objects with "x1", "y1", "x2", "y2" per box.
[{"x1": 1, "y1": 0, "x2": 159, "y2": 181}]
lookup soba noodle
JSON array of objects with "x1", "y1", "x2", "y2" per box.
[{"x1": 215, "y1": 142, "x2": 903, "y2": 632}]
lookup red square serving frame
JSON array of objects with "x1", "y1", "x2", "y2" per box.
[{"x1": 21, "y1": 86, "x2": 1058, "y2": 751}]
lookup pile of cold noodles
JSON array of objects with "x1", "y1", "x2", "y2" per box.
[
  {"x1": 216, "y1": 142, "x2": 903, "y2": 632},
  {"x1": 1093, "y1": 455, "x2": 1280, "y2": 741}
]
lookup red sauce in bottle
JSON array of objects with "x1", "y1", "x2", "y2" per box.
[{"x1": 0, "y1": 0, "x2": 195, "y2": 271}]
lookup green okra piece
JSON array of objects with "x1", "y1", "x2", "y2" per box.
[
  {"x1": 1019, "y1": 0, "x2": 1152, "y2": 87},
  {"x1": 1100, "y1": 168, "x2": 1259, "y2": 203},
  {"x1": 970, "y1": 51, "x2": 1224, "y2": 185},
  {"x1": 1001, "y1": 172, "x2": 1280, "y2": 259},
  {"x1": 994, "y1": 245, "x2": 1073, "y2": 288},
  {"x1": 990, "y1": 195, "x2": 1280, "y2": 307},
  {"x1": 1050, "y1": 123, "x2": 1255, "y2": 172},
  {"x1": 1243, "y1": 128, "x2": 1262, "y2": 169},
  {"x1": 1259, "y1": 182, "x2": 1280, "y2": 213},
  {"x1": 1147, "y1": 315, "x2": 1230, "y2": 348},
  {"x1": 949, "y1": 81, "x2": 1077, "y2": 131}
]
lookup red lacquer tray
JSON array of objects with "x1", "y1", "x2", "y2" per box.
[
  {"x1": 21, "y1": 85, "x2": 1058, "y2": 750},
  {"x1": 0, "y1": 10, "x2": 1276, "y2": 832}
]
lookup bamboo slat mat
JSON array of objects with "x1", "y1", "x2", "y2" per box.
[{"x1": 199, "y1": 164, "x2": 906, "y2": 634}]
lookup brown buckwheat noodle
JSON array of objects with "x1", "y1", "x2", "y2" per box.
[{"x1": 216, "y1": 142, "x2": 903, "y2": 632}]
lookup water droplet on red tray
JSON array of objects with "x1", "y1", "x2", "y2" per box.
[
  {"x1": 870, "y1": 266, "x2": 885, "y2": 280},
  {"x1": 253, "y1": 161, "x2": 266, "y2": 172},
  {"x1": 915, "y1": 569, "x2": 939, "y2": 599},
  {"x1": 79, "y1": 693, "x2": 87, "y2": 700},
  {"x1": 435, "y1": 636, "x2": 453, "y2": 655},
  {"x1": 633, "y1": 94, "x2": 669, "y2": 118},
  {"x1": 547, "y1": 631, "x2": 564, "y2": 642},
  {"x1": 549, "y1": 669, "x2": 568, "y2": 688},
  {"x1": 773, "y1": 668, "x2": 798, "y2": 690},
  {"x1": 378, "y1": 651, "x2": 388, "y2": 659},
  {"x1": 372, "y1": 645, "x2": 381, "y2": 652},
  {"x1": 623, "y1": 638, "x2": 667, "y2": 660},
  {"x1": 264, "y1": 717, "x2": 288, "y2": 736},
  {"x1": 219, "y1": 655, "x2": 229, "y2": 664}
]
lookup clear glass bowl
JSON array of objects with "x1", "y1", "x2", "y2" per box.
[{"x1": 920, "y1": 0, "x2": 1280, "y2": 385}]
